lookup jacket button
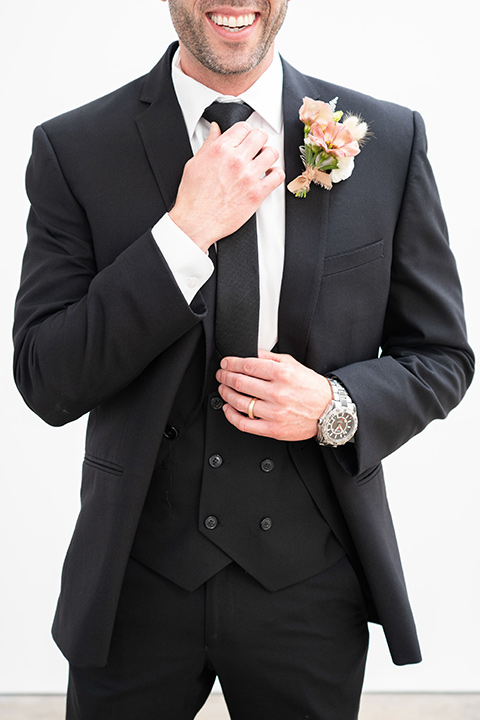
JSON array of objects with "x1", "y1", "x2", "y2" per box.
[
  {"x1": 163, "y1": 425, "x2": 179, "y2": 440},
  {"x1": 260, "y1": 517, "x2": 272, "y2": 531},
  {"x1": 205, "y1": 515, "x2": 218, "y2": 530},
  {"x1": 210, "y1": 396, "x2": 224, "y2": 411},
  {"x1": 208, "y1": 454, "x2": 223, "y2": 468},
  {"x1": 261, "y1": 459, "x2": 274, "y2": 473}
]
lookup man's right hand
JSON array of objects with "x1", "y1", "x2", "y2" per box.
[{"x1": 168, "y1": 121, "x2": 285, "y2": 252}]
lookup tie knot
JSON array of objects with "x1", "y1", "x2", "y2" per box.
[{"x1": 202, "y1": 101, "x2": 254, "y2": 133}]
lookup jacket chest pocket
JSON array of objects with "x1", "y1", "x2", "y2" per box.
[{"x1": 323, "y1": 239, "x2": 384, "y2": 277}]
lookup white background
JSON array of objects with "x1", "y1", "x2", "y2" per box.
[{"x1": 1, "y1": 0, "x2": 478, "y2": 695}]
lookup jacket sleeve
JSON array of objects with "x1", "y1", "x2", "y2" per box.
[
  {"x1": 331, "y1": 111, "x2": 474, "y2": 476},
  {"x1": 13, "y1": 125, "x2": 205, "y2": 426}
]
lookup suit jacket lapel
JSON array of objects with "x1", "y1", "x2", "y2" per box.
[
  {"x1": 277, "y1": 59, "x2": 331, "y2": 362},
  {"x1": 135, "y1": 43, "x2": 217, "y2": 379},
  {"x1": 135, "y1": 43, "x2": 192, "y2": 212}
]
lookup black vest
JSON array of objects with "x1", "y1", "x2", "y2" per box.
[
  {"x1": 131, "y1": 270, "x2": 354, "y2": 591},
  {"x1": 130, "y1": 348, "x2": 353, "y2": 592}
]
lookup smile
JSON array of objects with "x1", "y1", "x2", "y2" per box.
[{"x1": 208, "y1": 12, "x2": 257, "y2": 32}]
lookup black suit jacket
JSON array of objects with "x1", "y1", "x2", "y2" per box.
[{"x1": 13, "y1": 42, "x2": 474, "y2": 667}]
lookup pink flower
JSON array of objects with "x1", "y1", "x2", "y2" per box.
[
  {"x1": 309, "y1": 121, "x2": 360, "y2": 159},
  {"x1": 299, "y1": 97, "x2": 333, "y2": 129}
]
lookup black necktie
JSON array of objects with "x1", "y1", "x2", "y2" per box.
[{"x1": 202, "y1": 101, "x2": 259, "y2": 358}]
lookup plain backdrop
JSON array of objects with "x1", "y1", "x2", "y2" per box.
[{"x1": 1, "y1": 0, "x2": 479, "y2": 695}]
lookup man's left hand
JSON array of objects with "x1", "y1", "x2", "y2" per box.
[{"x1": 216, "y1": 349, "x2": 333, "y2": 442}]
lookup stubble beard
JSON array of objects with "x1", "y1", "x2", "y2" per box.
[{"x1": 167, "y1": 0, "x2": 288, "y2": 76}]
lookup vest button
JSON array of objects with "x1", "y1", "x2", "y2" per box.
[
  {"x1": 163, "y1": 425, "x2": 179, "y2": 440},
  {"x1": 261, "y1": 458, "x2": 274, "y2": 473},
  {"x1": 208, "y1": 454, "x2": 223, "y2": 468},
  {"x1": 260, "y1": 517, "x2": 273, "y2": 531},
  {"x1": 204, "y1": 515, "x2": 219, "y2": 530},
  {"x1": 210, "y1": 396, "x2": 224, "y2": 411}
]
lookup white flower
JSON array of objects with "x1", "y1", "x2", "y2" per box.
[
  {"x1": 331, "y1": 157, "x2": 355, "y2": 183},
  {"x1": 342, "y1": 115, "x2": 368, "y2": 143},
  {"x1": 328, "y1": 96, "x2": 339, "y2": 112}
]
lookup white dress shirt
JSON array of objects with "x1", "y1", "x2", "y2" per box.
[{"x1": 151, "y1": 49, "x2": 285, "y2": 351}]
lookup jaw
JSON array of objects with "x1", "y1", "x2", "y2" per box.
[
  {"x1": 175, "y1": 2, "x2": 282, "y2": 94},
  {"x1": 178, "y1": 38, "x2": 276, "y2": 95}
]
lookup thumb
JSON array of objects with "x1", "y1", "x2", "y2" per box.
[{"x1": 203, "y1": 121, "x2": 222, "y2": 145}]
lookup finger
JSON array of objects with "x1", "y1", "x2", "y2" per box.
[
  {"x1": 261, "y1": 165, "x2": 286, "y2": 193},
  {"x1": 222, "y1": 403, "x2": 276, "y2": 438},
  {"x1": 221, "y1": 121, "x2": 254, "y2": 147},
  {"x1": 234, "y1": 126, "x2": 269, "y2": 158},
  {"x1": 218, "y1": 384, "x2": 266, "y2": 418},
  {"x1": 251, "y1": 145, "x2": 280, "y2": 178},
  {"x1": 218, "y1": 356, "x2": 279, "y2": 382},
  {"x1": 217, "y1": 372, "x2": 272, "y2": 402}
]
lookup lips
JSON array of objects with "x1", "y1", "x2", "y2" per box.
[{"x1": 208, "y1": 12, "x2": 257, "y2": 31}]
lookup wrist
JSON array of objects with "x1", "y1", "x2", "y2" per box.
[{"x1": 168, "y1": 208, "x2": 213, "y2": 253}]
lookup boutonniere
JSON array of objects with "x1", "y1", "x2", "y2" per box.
[{"x1": 287, "y1": 97, "x2": 369, "y2": 197}]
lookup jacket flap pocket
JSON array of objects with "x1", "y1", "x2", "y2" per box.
[{"x1": 83, "y1": 453, "x2": 124, "y2": 476}]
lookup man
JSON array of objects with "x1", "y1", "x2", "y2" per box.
[{"x1": 13, "y1": 0, "x2": 474, "y2": 718}]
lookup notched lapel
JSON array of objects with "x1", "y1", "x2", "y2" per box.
[
  {"x1": 135, "y1": 43, "x2": 193, "y2": 213},
  {"x1": 278, "y1": 62, "x2": 330, "y2": 362},
  {"x1": 135, "y1": 43, "x2": 215, "y2": 384}
]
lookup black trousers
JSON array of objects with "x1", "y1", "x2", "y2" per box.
[{"x1": 67, "y1": 556, "x2": 369, "y2": 720}]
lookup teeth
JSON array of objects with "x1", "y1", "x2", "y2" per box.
[{"x1": 210, "y1": 13, "x2": 256, "y2": 29}]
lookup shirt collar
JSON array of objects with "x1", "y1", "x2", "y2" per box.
[{"x1": 171, "y1": 47, "x2": 284, "y2": 140}]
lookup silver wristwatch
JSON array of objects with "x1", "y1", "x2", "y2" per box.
[{"x1": 316, "y1": 378, "x2": 358, "y2": 447}]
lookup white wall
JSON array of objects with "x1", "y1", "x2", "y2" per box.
[{"x1": 1, "y1": 0, "x2": 478, "y2": 694}]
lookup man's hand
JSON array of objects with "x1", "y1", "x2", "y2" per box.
[
  {"x1": 169, "y1": 122, "x2": 285, "y2": 252},
  {"x1": 216, "y1": 349, "x2": 333, "y2": 442}
]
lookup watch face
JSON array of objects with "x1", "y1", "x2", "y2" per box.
[{"x1": 323, "y1": 408, "x2": 357, "y2": 444}]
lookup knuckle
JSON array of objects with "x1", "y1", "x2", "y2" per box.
[
  {"x1": 239, "y1": 174, "x2": 253, "y2": 194},
  {"x1": 276, "y1": 365, "x2": 290, "y2": 383},
  {"x1": 266, "y1": 166, "x2": 285, "y2": 186},
  {"x1": 248, "y1": 186, "x2": 263, "y2": 205},
  {"x1": 224, "y1": 404, "x2": 236, "y2": 422},
  {"x1": 228, "y1": 154, "x2": 243, "y2": 174},
  {"x1": 271, "y1": 406, "x2": 283, "y2": 421},
  {"x1": 250, "y1": 127, "x2": 267, "y2": 143},
  {"x1": 264, "y1": 145, "x2": 278, "y2": 162},
  {"x1": 220, "y1": 385, "x2": 231, "y2": 401},
  {"x1": 235, "y1": 121, "x2": 251, "y2": 134},
  {"x1": 232, "y1": 375, "x2": 246, "y2": 393},
  {"x1": 238, "y1": 417, "x2": 249, "y2": 433},
  {"x1": 208, "y1": 142, "x2": 223, "y2": 160}
]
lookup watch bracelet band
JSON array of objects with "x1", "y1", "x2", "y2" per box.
[
  {"x1": 315, "y1": 377, "x2": 358, "y2": 446},
  {"x1": 327, "y1": 377, "x2": 356, "y2": 413}
]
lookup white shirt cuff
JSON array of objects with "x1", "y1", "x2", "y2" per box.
[{"x1": 152, "y1": 214, "x2": 214, "y2": 305}]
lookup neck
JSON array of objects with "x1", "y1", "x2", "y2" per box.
[{"x1": 178, "y1": 42, "x2": 275, "y2": 96}]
